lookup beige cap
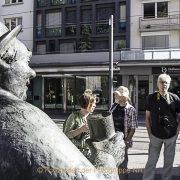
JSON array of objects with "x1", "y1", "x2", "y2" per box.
[{"x1": 114, "y1": 86, "x2": 129, "y2": 98}]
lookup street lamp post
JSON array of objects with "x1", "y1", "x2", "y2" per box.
[{"x1": 109, "y1": 15, "x2": 113, "y2": 109}]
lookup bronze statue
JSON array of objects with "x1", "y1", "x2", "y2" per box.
[
  {"x1": 87, "y1": 112, "x2": 125, "y2": 180},
  {"x1": 0, "y1": 22, "x2": 105, "y2": 180}
]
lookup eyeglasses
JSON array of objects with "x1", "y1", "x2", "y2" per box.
[{"x1": 159, "y1": 81, "x2": 169, "y2": 85}]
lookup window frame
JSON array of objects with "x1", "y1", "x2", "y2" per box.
[
  {"x1": 142, "y1": 35, "x2": 169, "y2": 50},
  {"x1": 4, "y1": 17, "x2": 22, "y2": 31},
  {"x1": 143, "y1": 1, "x2": 168, "y2": 19},
  {"x1": 5, "y1": 0, "x2": 23, "y2": 5}
]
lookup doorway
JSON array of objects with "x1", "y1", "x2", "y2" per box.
[
  {"x1": 138, "y1": 80, "x2": 149, "y2": 111},
  {"x1": 44, "y1": 77, "x2": 63, "y2": 109}
]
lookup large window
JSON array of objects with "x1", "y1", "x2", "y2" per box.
[
  {"x1": 81, "y1": 9, "x2": 92, "y2": 22},
  {"x1": 75, "y1": 76, "x2": 109, "y2": 110},
  {"x1": 5, "y1": 0, "x2": 22, "y2": 4},
  {"x1": 60, "y1": 42, "x2": 75, "y2": 53},
  {"x1": 49, "y1": 40, "x2": 56, "y2": 53},
  {"x1": 36, "y1": 41, "x2": 46, "y2": 54},
  {"x1": 142, "y1": 35, "x2": 169, "y2": 50},
  {"x1": 75, "y1": 75, "x2": 122, "y2": 110},
  {"x1": 96, "y1": 4, "x2": 115, "y2": 34},
  {"x1": 44, "y1": 78, "x2": 64, "y2": 109},
  {"x1": 114, "y1": 38, "x2": 126, "y2": 50},
  {"x1": 36, "y1": 13, "x2": 42, "y2": 38},
  {"x1": 4, "y1": 17, "x2": 22, "y2": 31},
  {"x1": 66, "y1": 8, "x2": 76, "y2": 36},
  {"x1": 144, "y1": 1, "x2": 168, "y2": 18},
  {"x1": 46, "y1": 10, "x2": 62, "y2": 37},
  {"x1": 92, "y1": 40, "x2": 108, "y2": 50},
  {"x1": 37, "y1": 0, "x2": 47, "y2": 7},
  {"x1": 51, "y1": 0, "x2": 67, "y2": 5},
  {"x1": 120, "y1": 3, "x2": 126, "y2": 32}
]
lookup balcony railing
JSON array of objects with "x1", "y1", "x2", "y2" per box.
[
  {"x1": 139, "y1": 15, "x2": 180, "y2": 30},
  {"x1": 120, "y1": 49, "x2": 180, "y2": 61}
]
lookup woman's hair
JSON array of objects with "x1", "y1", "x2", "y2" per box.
[{"x1": 78, "y1": 93, "x2": 96, "y2": 110}]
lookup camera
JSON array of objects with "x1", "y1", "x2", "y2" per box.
[{"x1": 159, "y1": 116, "x2": 170, "y2": 127}]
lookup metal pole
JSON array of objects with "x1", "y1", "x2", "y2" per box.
[{"x1": 109, "y1": 15, "x2": 113, "y2": 109}]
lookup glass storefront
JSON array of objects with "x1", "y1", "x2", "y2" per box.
[
  {"x1": 75, "y1": 75, "x2": 109, "y2": 110},
  {"x1": 67, "y1": 78, "x2": 75, "y2": 110},
  {"x1": 30, "y1": 75, "x2": 122, "y2": 111},
  {"x1": 44, "y1": 77, "x2": 63, "y2": 109},
  {"x1": 128, "y1": 75, "x2": 136, "y2": 107}
]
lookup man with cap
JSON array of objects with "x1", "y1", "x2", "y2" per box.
[{"x1": 110, "y1": 86, "x2": 138, "y2": 180}]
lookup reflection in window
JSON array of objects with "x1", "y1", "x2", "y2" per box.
[
  {"x1": 120, "y1": 3, "x2": 126, "y2": 32},
  {"x1": 66, "y1": 9, "x2": 76, "y2": 36},
  {"x1": 44, "y1": 78, "x2": 63, "y2": 109},
  {"x1": 51, "y1": 0, "x2": 67, "y2": 5},
  {"x1": 37, "y1": 0, "x2": 47, "y2": 7},
  {"x1": 96, "y1": 4, "x2": 115, "y2": 34},
  {"x1": 46, "y1": 11, "x2": 62, "y2": 37},
  {"x1": 36, "y1": 13, "x2": 42, "y2": 38},
  {"x1": 114, "y1": 39, "x2": 126, "y2": 50},
  {"x1": 75, "y1": 76, "x2": 109, "y2": 110},
  {"x1": 4, "y1": 17, "x2": 22, "y2": 31},
  {"x1": 157, "y1": 2, "x2": 168, "y2": 18},
  {"x1": 67, "y1": 78, "x2": 74, "y2": 110},
  {"x1": 75, "y1": 75, "x2": 122, "y2": 110},
  {"x1": 5, "y1": 0, "x2": 23, "y2": 4}
]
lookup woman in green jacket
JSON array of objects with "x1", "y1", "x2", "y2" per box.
[{"x1": 64, "y1": 92, "x2": 96, "y2": 158}]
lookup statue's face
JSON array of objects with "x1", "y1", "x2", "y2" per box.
[{"x1": 2, "y1": 39, "x2": 36, "y2": 100}]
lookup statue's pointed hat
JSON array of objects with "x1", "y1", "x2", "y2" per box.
[
  {"x1": 0, "y1": 22, "x2": 22, "y2": 52},
  {"x1": 0, "y1": 22, "x2": 22, "y2": 70}
]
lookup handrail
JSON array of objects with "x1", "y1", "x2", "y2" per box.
[{"x1": 139, "y1": 14, "x2": 180, "y2": 29}]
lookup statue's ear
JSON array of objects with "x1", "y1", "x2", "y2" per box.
[{"x1": 0, "y1": 59, "x2": 10, "y2": 71}]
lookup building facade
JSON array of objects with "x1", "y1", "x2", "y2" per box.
[
  {"x1": 0, "y1": 0, "x2": 34, "y2": 51},
  {"x1": 1, "y1": 0, "x2": 180, "y2": 112},
  {"x1": 118, "y1": 0, "x2": 180, "y2": 111},
  {"x1": 29, "y1": 0, "x2": 130, "y2": 112}
]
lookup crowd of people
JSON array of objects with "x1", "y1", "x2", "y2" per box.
[{"x1": 64, "y1": 74, "x2": 180, "y2": 180}]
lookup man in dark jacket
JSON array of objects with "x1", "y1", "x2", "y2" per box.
[{"x1": 143, "y1": 74, "x2": 180, "y2": 180}]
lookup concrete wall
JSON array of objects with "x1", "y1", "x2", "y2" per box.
[
  {"x1": 0, "y1": 0, "x2": 34, "y2": 51},
  {"x1": 130, "y1": 0, "x2": 142, "y2": 50},
  {"x1": 131, "y1": 0, "x2": 180, "y2": 50}
]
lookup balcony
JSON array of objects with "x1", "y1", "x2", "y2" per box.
[
  {"x1": 139, "y1": 15, "x2": 180, "y2": 32},
  {"x1": 120, "y1": 49, "x2": 180, "y2": 61}
]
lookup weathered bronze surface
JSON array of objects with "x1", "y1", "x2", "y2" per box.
[
  {"x1": 87, "y1": 112, "x2": 125, "y2": 180},
  {"x1": 0, "y1": 22, "x2": 105, "y2": 180}
]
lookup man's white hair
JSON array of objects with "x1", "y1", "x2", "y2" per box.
[{"x1": 157, "y1": 74, "x2": 171, "y2": 84}]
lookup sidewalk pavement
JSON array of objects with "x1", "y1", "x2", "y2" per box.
[{"x1": 46, "y1": 110, "x2": 180, "y2": 180}]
